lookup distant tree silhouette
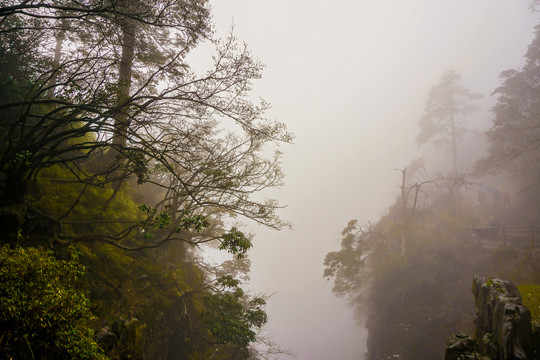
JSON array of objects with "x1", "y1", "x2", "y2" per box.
[
  {"x1": 480, "y1": 23, "x2": 540, "y2": 193},
  {"x1": 417, "y1": 71, "x2": 482, "y2": 174}
]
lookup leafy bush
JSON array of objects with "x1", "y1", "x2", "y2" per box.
[{"x1": 0, "y1": 245, "x2": 105, "y2": 359}]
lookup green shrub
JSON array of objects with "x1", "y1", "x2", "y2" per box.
[{"x1": 0, "y1": 245, "x2": 106, "y2": 359}]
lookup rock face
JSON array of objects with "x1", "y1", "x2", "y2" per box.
[
  {"x1": 445, "y1": 333, "x2": 476, "y2": 360},
  {"x1": 96, "y1": 317, "x2": 143, "y2": 358},
  {"x1": 445, "y1": 276, "x2": 538, "y2": 360}
]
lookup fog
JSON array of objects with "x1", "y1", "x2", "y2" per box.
[
  {"x1": 206, "y1": 2, "x2": 538, "y2": 359},
  {"x1": 2, "y1": 1, "x2": 539, "y2": 359}
]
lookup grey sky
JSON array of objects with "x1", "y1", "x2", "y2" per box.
[{"x1": 200, "y1": 2, "x2": 537, "y2": 359}]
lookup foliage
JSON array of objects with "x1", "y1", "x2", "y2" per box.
[
  {"x1": 219, "y1": 227, "x2": 253, "y2": 258},
  {"x1": 323, "y1": 220, "x2": 368, "y2": 300},
  {"x1": 0, "y1": 245, "x2": 105, "y2": 359},
  {"x1": 0, "y1": 1, "x2": 287, "y2": 358},
  {"x1": 18, "y1": 160, "x2": 273, "y2": 359},
  {"x1": 0, "y1": 0, "x2": 291, "y2": 247},
  {"x1": 202, "y1": 276, "x2": 268, "y2": 359}
]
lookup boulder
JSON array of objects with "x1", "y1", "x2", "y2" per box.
[
  {"x1": 96, "y1": 325, "x2": 118, "y2": 351},
  {"x1": 446, "y1": 276, "x2": 537, "y2": 360},
  {"x1": 445, "y1": 333, "x2": 476, "y2": 360},
  {"x1": 473, "y1": 276, "x2": 534, "y2": 360}
]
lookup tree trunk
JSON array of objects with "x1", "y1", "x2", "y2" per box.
[
  {"x1": 112, "y1": 15, "x2": 136, "y2": 148},
  {"x1": 46, "y1": 18, "x2": 67, "y2": 98},
  {"x1": 451, "y1": 116, "x2": 458, "y2": 174}
]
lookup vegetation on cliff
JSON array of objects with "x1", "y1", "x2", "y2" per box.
[
  {"x1": 0, "y1": 1, "x2": 291, "y2": 358},
  {"x1": 0, "y1": 245, "x2": 105, "y2": 359},
  {"x1": 324, "y1": 16, "x2": 540, "y2": 360}
]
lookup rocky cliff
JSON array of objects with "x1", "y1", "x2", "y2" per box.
[{"x1": 445, "y1": 276, "x2": 539, "y2": 360}]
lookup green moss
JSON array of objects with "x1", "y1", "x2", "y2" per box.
[{"x1": 517, "y1": 284, "x2": 540, "y2": 324}]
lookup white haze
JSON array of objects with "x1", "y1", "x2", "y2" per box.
[{"x1": 194, "y1": 2, "x2": 538, "y2": 359}]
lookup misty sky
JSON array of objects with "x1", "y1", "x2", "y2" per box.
[{"x1": 197, "y1": 2, "x2": 538, "y2": 359}]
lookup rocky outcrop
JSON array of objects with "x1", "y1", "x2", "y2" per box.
[
  {"x1": 445, "y1": 333, "x2": 477, "y2": 360},
  {"x1": 445, "y1": 276, "x2": 539, "y2": 360},
  {"x1": 96, "y1": 317, "x2": 143, "y2": 358}
]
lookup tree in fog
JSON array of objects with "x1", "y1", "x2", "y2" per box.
[
  {"x1": 416, "y1": 70, "x2": 482, "y2": 174},
  {"x1": 0, "y1": 0, "x2": 291, "y2": 252},
  {"x1": 0, "y1": 2, "x2": 291, "y2": 357},
  {"x1": 324, "y1": 220, "x2": 369, "y2": 300},
  {"x1": 480, "y1": 23, "x2": 540, "y2": 193},
  {"x1": 323, "y1": 163, "x2": 540, "y2": 360},
  {"x1": 0, "y1": 0, "x2": 212, "y2": 201}
]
